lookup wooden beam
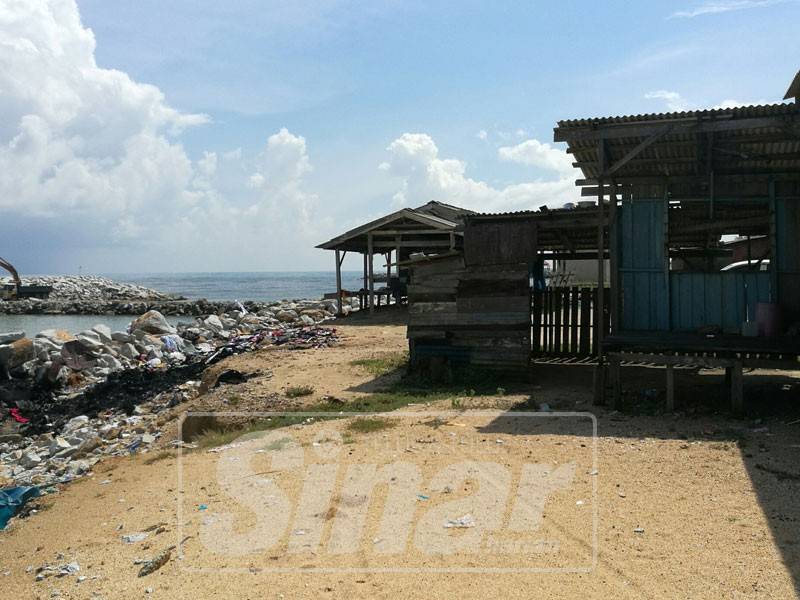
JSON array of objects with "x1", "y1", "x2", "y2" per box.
[{"x1": 604, "y1": 124, "x2": 674, "y2": 176}]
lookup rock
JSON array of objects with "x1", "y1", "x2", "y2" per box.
[
  {"x1": 20, "y1": 451, "x2": 42, "y2": 468},
  {"x1": 299, "y1": 315, "x2": 315, "y2": 326},
  {"x1": 64, "y1": 416, "x2": 89, "y2": 432},
  {"x1": 276, "y1": 309, "x2": 298, "y2": 323},
  {"x1": 60, "y1": 340, "x2": 98, "y2": 371},
  {"x1": 48, "y1": 437, "x2": 72, "y2": 456},
  {"x1": 203, "y1": 315, "x2": 224, "y2": 332},
  {"x1": 36, "y1": 329, "x2": 75, "y2": 345},
  {"x1": 130, "y1": 311, "x2": 176, "y2": 335},
  {"x1": 74, "y1": 330, "x2": 105, "y2": 351},
  {"x1": 300, "y1": 309, "x2": 325, "y2": 321},
  {"x1": 0, "y1": 331, "x2": 24, "y2": 344},
  {"x1": 91, "y1": 324, "x2": 113, "y2": 344},
  {"x1": 111, "y1": 331, "x2": 134, "y2": 343},
  {"x1": 119, "y1": 343, "x2": 139, "y2": 360},
  {"x1": 0, "y1": 338, "x2": 35, "y2": 371}
]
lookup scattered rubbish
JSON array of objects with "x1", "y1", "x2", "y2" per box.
[
  {"x1": 138, "y1": 546, "x2": 174, "y2": 577},
  {"x1": 443, "y1": 485, "x2": 453, "y2": 494},
  {"x1": 293, "y1": 529, "x2": 308, "y2": 536},
  {"x1": 35, "y1": 561, "x2": 80, "y2": 580},
  {"x1": 198, "y1": 504, "x2": 208, "y2": 511},
  {"x1": 122, "y1": 532, "x2": 149, "y2": 544},
  {"x1": 99, "y1": 479, "x2": 112, "y2": 485},
  {"x1": 633, "y1": 527, "x2": 645, "y2": 534},
  {"x1": 416, "y1": 494, "x2": 430, "y2": 501},
  {"x1": 538, "y1": 403, "x2": 551, "y2": 412},
  {"x1": 0, "y1": 485, "x2": 40, "y2": 529},
  {"x1": 9, "y1": 408, "x2": 28, "y2": 424},
  {"x1": 213, "y1": 369, "x2": 249, "y2": 387},
  {"x1": 443, "y1": 514, "x2": 475, "y2": 529},
  {"x1": 618, "y1": 491, "x2": 627, "y2": 498},
  {"x1": 576, "y1": 500, "x2": 585, "y2": 506},
  {"x1": 589, "y1": 469, "x2": 599, "y2": 476}
]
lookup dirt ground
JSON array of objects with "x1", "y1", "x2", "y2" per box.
[{"x1": 3, "y1": 308, "x2": 800, "y2": 599}]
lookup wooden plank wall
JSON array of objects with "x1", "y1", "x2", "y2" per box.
[{"x1": 407, "y1": 255, "x2": 531, "y2": 370}]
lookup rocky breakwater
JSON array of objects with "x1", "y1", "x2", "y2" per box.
[
  {"x1": 0, "y1": 275, "x2": 365, "y2": 316},
  {"x1": 0, "y1": 300, "x2": 340, "y2": 496}
]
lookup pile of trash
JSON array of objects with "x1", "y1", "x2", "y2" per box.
[
  {"x1": 0, "y1": 306, "x2": 341, "y2": 501},
  {"x1": 0, "y1": 378, "x2": 201, "y2": 492}
]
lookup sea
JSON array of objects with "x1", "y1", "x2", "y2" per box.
[{"x1": 0, "y1": 271, "x2": 363, "y2": 336}]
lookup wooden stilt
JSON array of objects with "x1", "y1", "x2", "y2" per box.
[
  {"x1": 609, "y1": 356, "x2": 621, "y2": 409},
  {"x1": 335, "y1": 249, "x2": 343, "y2": 316},
  {"x1": 731, "y1": 360, "x2": 743, "y2": 414},
  {"x1": 665, "y1": 364, "x2": 675, "y2": 412}
]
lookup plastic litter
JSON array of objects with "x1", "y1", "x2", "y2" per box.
[
  {"x1": 443, "y1": 514, "x2": 475, "y2": 529},
  {"x1": 0, "y1": 486, "x2": 40, "y2": 529}
]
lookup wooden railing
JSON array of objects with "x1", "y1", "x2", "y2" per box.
[{"x1": 532, "y1": 287, "x2": 609, "y2": 357}]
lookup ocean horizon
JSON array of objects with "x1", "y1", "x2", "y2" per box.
[
  {"x1": 103, "y1": 271, "x2": 365, "y2": 303},
  {"x1": 0, "y1": 271, "x2": 367, "y2": 334}
]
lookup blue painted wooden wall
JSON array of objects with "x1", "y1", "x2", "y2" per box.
[{"x1": 618, "y1": 199, "x2": 775, "y2": 332}]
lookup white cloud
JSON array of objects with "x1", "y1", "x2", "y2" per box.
[
  {"x1": 498, "y1": 139, "x2": 574, "y2": 176},
  {"x1": 670, "y1": 0, "x2": 791, "y2": 18},
  {"x1": 0, "y1": 0, "x2": 332, "y2": 271},
  {"x1": 644, "y1": 90, "x2": 693, "y2": 111},
  {"x1": 381, "y1": 133, "x2": 578, "y2": 213},
  {"x1": 476, "y1": 129, "x2": 488, "y2": 141}
]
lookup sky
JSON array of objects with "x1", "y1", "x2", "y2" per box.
[{"x1": 1, "y1": 0, "x2": 799, "y2": 274}]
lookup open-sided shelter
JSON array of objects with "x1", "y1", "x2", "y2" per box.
[{"x1": 316, "y1": 201, "x2": 474, "y2": 314}]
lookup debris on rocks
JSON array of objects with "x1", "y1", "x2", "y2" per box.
[{"x1": 0, "y1": 299, "x2": 341, "y2": 494}]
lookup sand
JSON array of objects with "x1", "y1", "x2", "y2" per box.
[{"x1": 2, "y1": 310, "x2": 799, "y2": 599}]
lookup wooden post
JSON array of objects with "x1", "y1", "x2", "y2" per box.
[
  {"x1": 608, "y1": 183, "x2": 619, "y2": 335},
  {"x1": 335, "y1": 249, "x2": 343, "y2": 316},
  {"x1": 731, "y1": 360, "x2": 743, "y2": 414},
  {"x1": 593, "y1": 140, "x2": 606, "y2": 404},
  {"x1": 368, "y1": 233, "x2": 375, "y2": 314},
  {"x1": 609, "y1": 355, "x2": 621, "y2": 409},
  {"x1": 361, "y1": 252, "x2": 369, "y2": 308},
  {"x1": 665, "y1": 364, "x2": 675, "y2": 412},
  {"x1": 395, "y1": 236, "x2": 401, "y2": 277}
]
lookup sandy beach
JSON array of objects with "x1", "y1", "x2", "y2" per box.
[{"x1": 2, "y1": 310, "x2": 798, "y2": 599}]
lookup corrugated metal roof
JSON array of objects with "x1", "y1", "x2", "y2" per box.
[
  {"x1": 556, "y1": 101, "x2": 800, "y2": 182},
  {"x1": 557, "y1": 102, "x2": 797, "y2": 128}
]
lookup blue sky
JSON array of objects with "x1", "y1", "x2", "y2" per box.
[{"x1": 2, "y1": 0, "x2": 799, "y2": 273}]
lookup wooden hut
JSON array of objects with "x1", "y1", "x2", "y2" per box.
[
  {"x1": 406, "y1": 205, "x2": 610, "y2": 374},
  {"x1": 316, "y1": 201, "x2": 474, "y2": 315}
]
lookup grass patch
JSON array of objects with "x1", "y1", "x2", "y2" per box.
[
  {"x1": 350, "y1": 352, "x2": 408, "y2": 377},
  {"x1": 286, "y1": 385, "x2": 314, "y2": 398},
  {"x1": 189, "y1": 372, "x2": 516, "y2": 450},
  {"x1": 263, "y1": 437, "x2": 292, "y2": 451},
  {"x1": 346, "y1": 417, "x2": 396, "y2": 434}
]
